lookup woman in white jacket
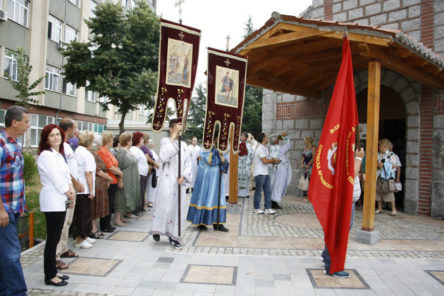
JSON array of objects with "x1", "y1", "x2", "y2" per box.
[{"x1": 38, "y1": 124, "x2": 75, "y2": 286}]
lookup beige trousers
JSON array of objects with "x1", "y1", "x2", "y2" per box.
[{"x1": 56, "y1": 199, "x2": 76, "y2": 259}]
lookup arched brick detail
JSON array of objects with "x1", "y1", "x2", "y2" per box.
[{"x1": 354, "y1": 69, "x2": 420, "y2": 214}]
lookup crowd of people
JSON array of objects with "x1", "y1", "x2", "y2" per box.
[{"x1": 0, "y1": 105, "x2": 405, "y2": 292}]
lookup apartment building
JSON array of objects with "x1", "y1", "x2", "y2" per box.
[{"x1": 0, "y1": 0, "x2": 156, "y2": 148}]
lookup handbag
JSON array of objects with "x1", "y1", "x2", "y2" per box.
[
  {"x1": 376, "y1": 163, "x2": 395, "y2": 193},
  {"x1": 298, "y1": 174, "x2": 309, "y2": 191},
  {"x1": 151, "y1": 169, "x2": 157, "y2": 188}
]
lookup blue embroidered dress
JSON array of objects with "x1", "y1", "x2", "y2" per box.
[{"x1": 186, "y1": 147, "x2": 229, "y2": 226}]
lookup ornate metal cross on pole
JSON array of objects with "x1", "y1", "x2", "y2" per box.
[
  {"x1": 175, "y1": 0, "x2": 185, "y2": 24},
  {"x1": 226, "y1": 35, "x2": 230, "y2": 51}
]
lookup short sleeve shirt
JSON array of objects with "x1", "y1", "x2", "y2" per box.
[
  {"x1": 97, "y1": 146, "x2": 119, "y2": 184},
  {"x1": 74, "y1": 146, "x2": 96, "y2": 194},
  {"x1": 253, "y1": 144, "x2": 270, "y2": 177},
  {"x1": 0, "y1": 129, "x2": 26, "y2": 214}
]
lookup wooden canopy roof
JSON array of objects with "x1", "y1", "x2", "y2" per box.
[{"x1": 232, "y1": 12, "x2": 444, "y2": 98}]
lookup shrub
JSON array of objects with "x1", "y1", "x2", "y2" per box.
[{"x1": 23, "y1": 153, "x2": 38, "y2": 185}]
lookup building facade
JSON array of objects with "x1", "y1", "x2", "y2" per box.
[
  {"x1": 262, "y1": 0, "x2": 444, "y2": 217},
  {"x1": 0, "y1": 0, "x2": 156, "y2": 148}
]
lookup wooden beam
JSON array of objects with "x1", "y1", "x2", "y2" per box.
[
  {"x1": 362, "y1": 61, "x2": 381, "y2": 232},
  {"x1": 365, "y1": 45, "x2": 444, "y2": 89},
  {"x1": 247, "y1": 76, "x2": 320, "y2": 98},
  {"x1": 322, "y1": 31, "x2": 392, "y2": 47},
  {"x1": 244, "y1": 27, "x2": 329, "y2": 50}
]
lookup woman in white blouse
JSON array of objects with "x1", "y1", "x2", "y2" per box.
[
  {"x1": 130, "y1": 132, "x2": 149, "y2": 215},
  {"x1": 73, "y1": 131, "x2": 97, "y2": 249},
  {"x1": 38, "y1": 124, "x2": 75, "y2": 286}
]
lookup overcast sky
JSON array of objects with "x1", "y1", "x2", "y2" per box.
[{"x1": 156, "y1": 0, "x2": 312, "y2": 89}]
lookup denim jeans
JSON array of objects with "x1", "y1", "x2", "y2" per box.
[
  {"x1": 254, "y1": 175, "x2": 272, "y2": 210},
  {"x1": 0, "y1": 212, "x2": 28, "y2": 295},
  {"x1": 322, "y1": 202, "x2": 356, "y2": 274}
]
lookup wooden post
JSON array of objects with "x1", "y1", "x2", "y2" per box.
[
  {"x1": 28, "y1": 212, "x2": 34, "y2": 248},
  {"x1": 361, "y1": 60, "x2": 381, "y2": 231},
  {"x1": 229, "y1": 130, "x2": 239, "y2": 204}
]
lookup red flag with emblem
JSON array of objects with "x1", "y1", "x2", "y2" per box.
[{"x1": 308, "y1": 37, "x2": 358, "y2": 274}]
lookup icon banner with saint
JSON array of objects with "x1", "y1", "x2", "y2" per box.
[
  {"x1": 203, "y1": 48, "x2": 247, "y2": 153},
  {"x1": 152, "y1": 19, "x2": 200, "y2": 131}
]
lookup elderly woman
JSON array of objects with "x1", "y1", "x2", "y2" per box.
[
  {"x1": 376, "y1": 138, "x2": 398, "y2": 216},
  {"x1": 130, "y1": 132, "x2": 149, "y2": 214},
  {"x1": 72, "y1": 131, "x2": 97, "y2": 249},
  {"x1": 146, "y1": 139, "x2": 159, "y2": 207},
  {"x1": 90, "y1": 136, "x2": 113, "y2": 238},
  {"x1": 141, "y1": 133, "x2": 159, "y2": 208},
  {"x1": 38, "y1": 124, "x2": 75, "y2": 286},
  {"x1": 301, "y1": 136, "x2": 316, "y2": 201},
  {"x1": 114, "y1": 133, "x2": 141, "y2": 225},
  {"x1": 97, "y1": 131, "x2": 123, "y2": 232}
]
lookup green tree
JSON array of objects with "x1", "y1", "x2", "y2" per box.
[
  {"x1": 62, "y1": 1, "x2": 159, "y2": 134},
  {"x1": 183, "y1": 84, "x2": 206, "y2": 142},
  {"x1": 241, "y1": 17, "x2": 263, "y2": 138},
  {"x1": 5, "y1": 47, "x2": 45, "y2": 107}
]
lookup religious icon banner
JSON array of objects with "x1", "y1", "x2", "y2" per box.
[
  {"x1": 152, "y1": 19, "x2": 201, "y2": 131},
  {"x1": 203, "y1": 48, "x2": 247, "y2": 153}
]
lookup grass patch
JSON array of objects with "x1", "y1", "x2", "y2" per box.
[{"x1": 25, "y1": 174, "x2": 46, "y2": 240}]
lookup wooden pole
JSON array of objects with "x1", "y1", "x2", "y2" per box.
[
  {"x1": 228, "y1": 129, "x2": 238, "y2": 204},
  {"x1": 361, "y1": 60, "x2": 381, "y2": 231},
  {"x1": 28, "y1": 212, "x2": 34, "y2": 248}
]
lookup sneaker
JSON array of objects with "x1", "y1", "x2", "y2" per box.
[
  {"x1": 332, "y1": 271, "x2": 349, "y2": 278},
  {"x1": 264, "y1": 208, "x2": 276, "y2": 214},
  {"x1": 75, "y1": 240, "x2": 92, "y2": 249},
  {"x1": 169, "y1": 239, "x2": 183, "y2": 249},
  {"x1": 85, "y1": 237, "x2": 96, "y2": 244},
  {"x1": 153, "y1": 234, "x2": 160, "y2": 242},
  {"x1": 320, "y1": 256, "x2": 325, "y2": 262},
  {"x1": 253, "y1": 209, "x2": 264, "y2": 214}
]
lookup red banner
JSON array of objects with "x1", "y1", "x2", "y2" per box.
[
  {"x1": 203, "y1": 48, "x2": 247, "y2": 153},
  {"x1": 152, "y1": 19, "x2": 200, "y2": 130},
  {"x1": 308, "y1": 37, "x2": 359, "y2": 274}
]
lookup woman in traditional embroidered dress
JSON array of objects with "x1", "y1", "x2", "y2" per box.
[
  {"x1": 113, "y1": 133, "x2": 141, "y2": 226},
  {"x1": 150, "y1": 119, "x2": 192, "y2": 249},
  {"x1": 270, "y1": 132, "x2": 292, "y2": 209},
  {"x1": 187, "y1": 135, "x2": 229, "y2": 232},
  {"x1": 301, "y1": 136, "x2": 316, "y2": 201}
]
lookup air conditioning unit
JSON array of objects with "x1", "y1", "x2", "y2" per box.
[
  {"x1": 0, "y1": 10, "x2": 7, "y2": 22},
  {"x1": 57, "y1": 40, "x2": 66, "y2": 50}
]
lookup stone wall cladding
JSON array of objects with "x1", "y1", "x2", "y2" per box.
[
  {"x1": 432, "y1": 90, "x2": 444, "y2": 217},
  {"x1": 434, "y1": 0, "x2": 444, "y2": 55}
]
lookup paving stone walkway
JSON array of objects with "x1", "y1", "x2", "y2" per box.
[{"x1": 22, "y1": 194, "x2": 444, "y2": 295}]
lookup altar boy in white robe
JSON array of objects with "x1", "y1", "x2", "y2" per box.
[
  {"x1": 270, "y1": 132, "x2": 292, "y2": 209},
  {"x1": 150, "y1": 119, "x2": 192, "y2": 249}
]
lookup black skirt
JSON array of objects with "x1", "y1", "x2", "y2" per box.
[{"x1": 71, "y1": 194, "x2": 92, "y2": 238}]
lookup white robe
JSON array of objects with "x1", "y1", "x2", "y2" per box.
[
  {"x1": 146, "y1": 150, "x2": 159, "y2": 203},
  {"x1": 150, "y1": 137, "x2": 192, "y2": 241},
  {"x1": 188, "y1": 144, "x2": 201, "y2": 188},
  {"x1": 270, "y1": 138, "x2": 292, "y2": 202}
]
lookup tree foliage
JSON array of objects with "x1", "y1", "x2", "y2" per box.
[
  {"x1": 5, "y1": 47, "x2": 45, "y2": 107},
  {"x1": 62, "y1": 2, "x2": 159, "y2": 134},
  {"x1": 241, "y1": 17, "x2": 263, "y2": 138},
  {"x1": 182, "y1": 84, "x2": 206, "y2": 142}
]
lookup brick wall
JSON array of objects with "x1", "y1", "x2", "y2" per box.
[{"x1": 418, "y1": 86, "x2": 434, "y2": 215}]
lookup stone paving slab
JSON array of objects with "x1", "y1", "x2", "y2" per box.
[{"x1": 22, "y1": 194, "x2": 444, "y2": 295}]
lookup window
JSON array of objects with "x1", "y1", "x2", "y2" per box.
[
  {"x1": 30, "y1": 114, "x2": 55, "y2": 147},
  {"x1": 90, "y1": 0, "x2": 97, "y2": 18},
  {"x1": 45, "y1": 65, "x2": 60, "y2": 92},
  {"x1": 7, "y1": 0, "x2": 29, "y2": 27},
  {"x1": 62, "y1": 77, "x2": 76, "y2": 96},
  {"x1": 64, "y1": 25, "x2": 78, "y2": 43},
  {"x1": 125, "y1": 0, "x2": 136, "y2": 10},
  {"x1": 3, "y1": 50, "x2": 18, "y2": 81},
  {"x1": 0, "y1": 109, "x2": 6, "y2": 129},
  {"x1": 85, "y1": 82, "x2": 97, "y2": 102},
  {"x1": 48, "y1": 15, "x2": 62, "y2": 43},
  {"x1": 68, "y1": 0, "x2": 79, "y2": 6}
]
